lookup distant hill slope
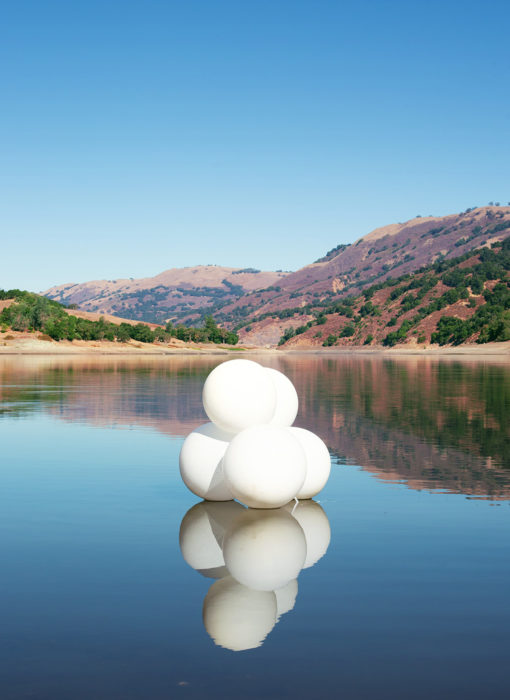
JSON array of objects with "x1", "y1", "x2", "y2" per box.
[
  {"x1": 44, "y1": 266, "x2": 289, "y2": 325},
  {"x1": 259, "y1": 237, "x2": 510, "y2": 349},
  {"x1": 0, "y1": 290, "x2": 239, "y2": 346},
  {"x1": 43, "y1": 206, "x2": 510, "y2": 335},
  {"x1": 218, "y1": 206, "x2": 510, "y2": 331}
]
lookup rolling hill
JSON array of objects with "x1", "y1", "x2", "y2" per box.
[
  {"x1": 41, "y1": 205, "x2": 510, "y2": 347},
  {"x1": 44, "y1": 266, "x2": 289, "y2": 326},
  {"x1": 219, "y1": 206, "x2": 510, "y2": 336},
  {"x1": 268, "y1": 238, "x2": 510, "y2": 349}
]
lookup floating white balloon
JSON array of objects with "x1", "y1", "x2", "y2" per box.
[
  {"x1": 223, "y1": 425, "x2": 307, "y2": 509},
  {"x1": 265, "y1": 367, "x2": 299, "y2": 427},
  {"x1": 179, "y1": 359, "x2": 331, "y2": 509},
  {"x1": 287, "y1": 427, "x2": 331, "y2": 500},
  {"x1": 202, "y1": 359, "x2": 277, "y2": 434},
  {"x1": 179, "y1": 422, "x2": 234, "y2": 501},
  {"x1": 203, "y1": 577, "x2": 277, "y2": 651},
  {"x1": 223, "y1": 508, "x2": 307, "y2": 591}
]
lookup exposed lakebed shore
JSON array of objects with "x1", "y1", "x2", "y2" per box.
[{"x1": 1, "y1": 332, "x2": 509, "y2": 357}]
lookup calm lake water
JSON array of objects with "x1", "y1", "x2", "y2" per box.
[{"x1": 0, "y1": 354, "x2": 509, "y2": 699}]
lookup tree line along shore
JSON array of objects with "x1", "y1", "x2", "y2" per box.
[{"x1": 0, "y1": 294, "x2": 238, "y2": 347}]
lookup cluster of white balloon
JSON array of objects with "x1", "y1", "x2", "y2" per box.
[
  {"x1": 179, "y1": 499, "x2": 331, "y2": 651},
  {"x1": 178, "y1": 359, "x2": 332, "y2": 651},
  {"x1": 179, "y1": 359, "x2": 331, "y2": 507}
]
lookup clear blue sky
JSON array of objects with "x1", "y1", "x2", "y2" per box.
[{"x1": 1, "y1": 0, "x2": 509, "y2": 291}]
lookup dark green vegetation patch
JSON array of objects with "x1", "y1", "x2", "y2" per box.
[{"x1": 0, "y1": 291, "x2": 238, "y2": 346}]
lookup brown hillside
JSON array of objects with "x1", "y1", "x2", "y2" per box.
[
  {"x1": 239, "y1": 240, "x2": 510, "y2": 348},
  {"x1": 62, "y1": 308, "x2": 163, "y2": 329},
  {"x1": 42, "y1": 206, "x2": 510, "y2": 338},
  {"x1": 44, "y1": 265, "x2": 289, "y2": 326},
  {"x1": 220, "y1": 206, "x2": 510, "y2": 328}
]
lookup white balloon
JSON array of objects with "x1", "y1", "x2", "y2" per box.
[
  {"x1": 265, "y1": 367, "x2": 299, "y2": 427},
  {"x1": 223, "y1": 508, "x2": 307, "y2": 591},
  {"x1": 203, "y1": 577, "x2": 277, "y2": 651},
  {"x1": 287, "y1": 427, "x2": 331, "y2": 499},
  {"x1": 223, "y1": 425, "x2": 307, "y2": 509},
  {"x1": 202, "y1": 359, "x2": 277, "y2": 434},
  {"x1": 179, "y1": 501, "x2": 245, "y2": 577},
  {"x1": 275, "y1": 579, "x2": 298, "y2": 619},
  {"x1": 285, "y1": 500, "x2": 331, "y2": 568},
  {"x1": 179, "y1": 422, "x2": 234, "y2": 501}
]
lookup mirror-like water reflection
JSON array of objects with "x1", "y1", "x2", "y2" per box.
[
  {"x1": 1, "y1": 354, "x2": 508, "y2": 498},
  {"x1": 180, "y1": 501, "x2": 330, "y2": 651},
  {"x1": 0, "y1": 354, "x2": 509, "y2": 699}
]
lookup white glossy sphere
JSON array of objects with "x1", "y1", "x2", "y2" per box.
[
  {"x1": 202, "y1": 359, "x2": 277, "y2": 434},
  {"x1": 179, "y1": 500, "x2": 246, "y2": 576},
  {"x1": 223, "y1": 425, "x2": 307, "y2": 509},
  {"x1": 203, "y1": 577, "x2": 277, "y2": 651},
  {"x1": 223, "y1": 509, "x2": 307, "y2": 591},
  {"x1": 265, "y1": 368, "x2": 299, "y2": 427},
  {"x1": 179, "y1": 422, "x2": 234, "y2": 501},
  {"x1": 285, "y1": 500, "x2": 331, "y2": 568},
  {"x1": 287, "y1": 427, "x2": 331, "y2": 499},
  {"x1": 275, "y1": 579, "x2": 298, "y2": 619}
]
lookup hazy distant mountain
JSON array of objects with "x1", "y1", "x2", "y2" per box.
[{"x1": 44, "y1": 266, "x2": 290, "y2": 326}]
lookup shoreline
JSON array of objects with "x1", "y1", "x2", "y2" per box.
[
  {"x1": 282, "y1": 342, "x2": 510, "y2": 357},
  {"x1": 0, "y1": 336, "x2": 509, "y2": 358}
]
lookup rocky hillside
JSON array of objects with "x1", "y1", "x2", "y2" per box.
[
  {"x1": 263, "y1": 238, "x2": 510, "y2": 349},
  {"x1": 44, "y1": 266, "x2": 290, "y2": 326},
  {"x1": 220, "y1": 206, "x2": 510, "y2": 335}
]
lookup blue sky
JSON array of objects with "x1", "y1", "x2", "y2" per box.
[{"x1": 1, "y1": 0, "x2": 509, "y2": 291}]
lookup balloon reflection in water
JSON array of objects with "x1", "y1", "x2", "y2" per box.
[
  {"x1": 179, "y1": 500, "x2": 331, "y2": 651},
  {"x1": 284, "y1": 499, "x2": 331, "y2": 569},
  {"x1": 203, "y1": 578, "x2": 277, "y2": 652},
  {"x1": 223, "y1": 508, "x2": 306, "y2": 591},
  {"x1": 179, "y1": 500, "x2": 245, "y2": 578}
]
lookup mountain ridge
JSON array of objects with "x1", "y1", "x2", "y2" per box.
[
  {"x1": 42, "y1": 206, "x2": 510, "y2": 347},
  {"x1": 44, "y1": 265, "x2": 290, "y2": 326},
  {"x1": 216, "y1": 206, "x2": 510, "y2": 332}
]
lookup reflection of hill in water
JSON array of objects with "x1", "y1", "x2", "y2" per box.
[
  {"x1": 0, "y1": 355, "x2": 210, "y2": 436},
  {"x1": 283, "y1": 356, "x2": 510, "y2": 499},
  {"x1": 0, "y1": 355, "x2": 508, "y2": 499}
]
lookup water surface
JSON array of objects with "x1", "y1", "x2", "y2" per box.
[{"x1": 0, "y1": 355, "x2": 509, "y2": 699}]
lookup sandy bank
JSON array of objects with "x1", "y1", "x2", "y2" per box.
[
  {"x1": 0, "y1": 333, "x2": 508, "y2": 357},
  {"x1": 281, "y1": 341, "x2": 510, "y2": 357},
  {"x1": 0, "y1": 334, "x2": 254, "y2": 355}
]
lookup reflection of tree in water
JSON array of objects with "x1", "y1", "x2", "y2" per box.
[
  {"x1": 0, "y1": 355, "x2": 509, "y2": 499},
  {"x1": 0, "y1": 356, "x2": 211, "y2": 434},
  {"x1": 282, "y1": 356, "x2": 510, "y2": 499}
]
